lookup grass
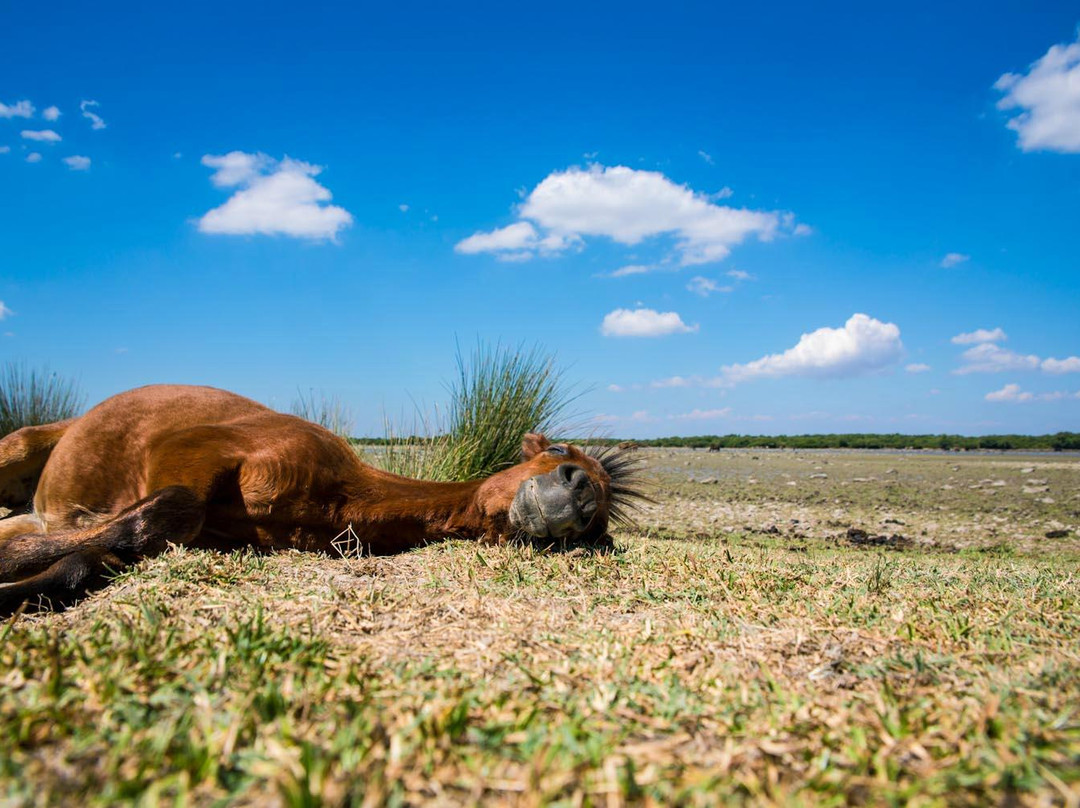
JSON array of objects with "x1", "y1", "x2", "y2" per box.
[
  {"x1": 2, "y1": 448, "x2": 1078, "y2": 805},
  {"x1": 375, "y1": 342, "x2": 577, "y2": 481},
  {"x1": 289, "y1": 389, "x2": 355, "y2": 440},
  {"x1": 0, "y1": 363, "x2": 85, "y2": 438}
]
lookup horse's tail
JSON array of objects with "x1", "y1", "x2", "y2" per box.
[{"x1": 0, "y1": 419, "x2": 77, "y2": 512}]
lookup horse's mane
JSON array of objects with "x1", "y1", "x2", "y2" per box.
[{"x1": 584, "y1": 443, "x2": 653, "y2": 527}]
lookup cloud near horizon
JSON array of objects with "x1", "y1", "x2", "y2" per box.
[
  {"x1": 952, "y1": 327, "x2": 1007, "y2": 345},
  {"x1": 995, "y1": 32, "x2": 1080, "y2": 153},
  {"x1": 600, "y1": 308, "x2": 698, "y2": 338},
  {"x1": 954, "y1": 342, "x2": 1080, "y2": 375},
  {"x1": 720, "y1": 313, "x2": 904, "y2": 384},
  {"x1": 198, "y1": 151, "x2": 353, "y2": 241},
  {"x1": 985, "y1": 383, "x2": 1080, "y2": 403},
  {"x1": 456, "y1": 163, "x2": 801, "y2": 265}
]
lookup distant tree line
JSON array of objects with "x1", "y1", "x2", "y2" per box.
[
  {"x1": 353, "y1": 432, "x2": 1080, "y2": 451},
  {"x1": 565, "y1": 432, "x2": 1080, "y2": 452}
]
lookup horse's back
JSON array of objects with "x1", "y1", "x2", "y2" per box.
[{"x1": 34, "y1": 385, "x2": 276, "y2": 526}]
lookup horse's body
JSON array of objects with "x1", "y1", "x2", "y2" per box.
[{"x1": 0, "y1": 385, "x2": 640, "y2": 612}]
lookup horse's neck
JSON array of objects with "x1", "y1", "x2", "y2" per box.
[{"x1": 339, "y1": 470, "x2": 493, "y2": 546}]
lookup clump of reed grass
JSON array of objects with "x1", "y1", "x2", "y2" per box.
[
  {"x1": 374, "y1": 343, "x2": 577, "y2": 481},
  {"x1": 290, "y1": 388, "x2": 355, "y2": 440},
  {"x1": 0, "y1": 363, "x2": 86, "y2": 437}
]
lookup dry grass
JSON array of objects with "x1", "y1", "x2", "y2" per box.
[{"x1": 2, "y1": 449, "x2": 1078, "y2": 806}]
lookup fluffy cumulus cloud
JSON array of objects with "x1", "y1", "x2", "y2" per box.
[
  {"x1": 0, "y1": 301, "x2": 12, "y2": 319},
  {"x1": 0, "y1": 146, "x2": 10, "y2": 155},
  {"x1": 954, "y1": 342, "x2": 1080, "y2": 375},
  {"x1": 600, "y1": 308, "x2": 698, "y2": 338},
  {"x1": 720, "y1": 313, "x2": 904, "y2": 384},
  {"x1": 0, "y1": 99, "x2": 34, "y2": 118},
  {"x1": 25, "y1": 152, "x2": 42, "y2": 164},
  {"x1": 995, "y1": 32, "x2": 1080, "y2": 152},
  {"x1": 905, "y1": 363, "x2": 931, "y2": 373},
  {"x1": 42, "y1": 106, "x2": 61, "y2": 121},
  {"x1": 21, "y1": 129, "x2": 61, "y2": 143},
  {"x1": 985, "y1": 383, "x2": 1080, "y2": 403},
  {"x1": 952, "y1": 327, "x2": 1006, "y2": 345},
  {"x1": 457, "y1": 164, "x2": 798, "y2": 265},
  {"x1": 198, "y1": 151, "x2": 353, "y2": 241},
  {"x1": 63, "y1": 155, "x2": 91, "y2": 171},
  {"x1": 940, "y1": 252, "x2": 970, "y2": 268},
  {"x1": 80, "y1": 100, "x2": 106, "y2": 130}
]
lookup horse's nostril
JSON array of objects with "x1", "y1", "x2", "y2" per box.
[{"x1": 556, "y1": 463, "x2": 585, "y2": 487}]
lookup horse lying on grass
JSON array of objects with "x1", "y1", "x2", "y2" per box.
[{"x1": 0, "y1": 385, "x2": 644, "y2": 613}]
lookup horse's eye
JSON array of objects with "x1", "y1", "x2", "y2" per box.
[{"x1": 546, "y1": 445, "x2": 568, "y2": 456}]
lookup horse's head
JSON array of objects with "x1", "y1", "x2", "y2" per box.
[{"x1": 478, "y1": 433, "x2": 647, "y2": 542}]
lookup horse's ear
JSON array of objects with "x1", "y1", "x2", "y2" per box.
[{"x1": 520, "y1": 433, "x2": 551, "y2": 460}]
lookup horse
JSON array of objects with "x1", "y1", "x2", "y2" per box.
[{"x1": 0, "y1": 384, "x2": 645, "y2": 613}]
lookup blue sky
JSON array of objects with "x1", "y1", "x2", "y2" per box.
[{"x1": 2, "y1": 2, "x2": 1079, "y2": 437}]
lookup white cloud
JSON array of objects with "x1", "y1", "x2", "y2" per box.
[
  {"x1": 63, "y1": 155, "x2": 91, "y2": 171},
  {"x1": 42, "y1": 106, "x2": 61, "y2": 121},
  {"x1": 0, "y1": 146, "x2": 9, "y2": 155},
  {"x1": 398, "y1": 203, "x2": 409, "y2": 212},
  {"x1": 1041, "y1": 356, "x2": 1080, "y2": 374},
  {"x1": 198, "y1": 151, "x2": 353, "y2": 241},
  {"x1": 940, "y1": 252, "x2": 970, "y2": 268},
  {"x1": 25, "y1": 152, "x2": 42, "y2": 164},
  {"x1": 21, "y1": 129, "x2": 61, "y2": 143},
  {"x1": 0, "y1": 100, "x2": 34, "y2": 119},
  {"x1": 80, "y1": 100, "x2": 106, "y2": 130},
  {"x1": 720, "y1": 313, "x2": 904, "y2": 384},
  {"x1": 905, "y1": 363, "x2": 931, "y2": 373},
  {"x1": 454, "y1": 221, "x2": 579, "y2": 261},
  {"x1": 687, "y1": 276, "x2": 732, "y2": 297},
  {"x1": 458, "y1": 164, "x2": 794, "y2": 265},
  {"x1": 955, "y1": 343, "x2": 1039, "y2": 374},
  {"x1": 726, "y1": 269, "x2": 753, "y2": 281},
  {"x1": 698, "y1": 150, "x2": 714, "y2": 165},
  {"x1": 0, "y1": 301, "x2": 12, "y2": 319},
  {"x1": 793, "y1": 223, "x2": 814, "y2": 236},
  {"x1": 954, "y1": 342, "x2": 1080, "y2": 375},
  {"x1": 606, "y1": 384, "x2": 625, "y2": 393},
  {"x1": 600, "y1": 308, "x2": 698, "y2": 338},
  {"x1": 994, "y1": 32, "x2": 1080, "y2": 153},
  {"x1": 203, "y1": 151, "x2": 271, "y2": 187},
  {"x1": 670, "y1": 407, "x2": 733, "y2": 420},
  {"x1": 609, "y1": 264, "x2": 655, "y2": 277},
  {"x1": 650, "y1": 375, "x2": 696, "y2": 388},
  {"x1": 985, "y1": 383, "x2": 1080, "y2": 403},
  {"x1": 952, "y1": 327, "x2": 1006, "y2": 345}
]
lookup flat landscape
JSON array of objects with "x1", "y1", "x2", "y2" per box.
[{"x1": 2, "y1": 447, "x2": 1078, "y2": 805}]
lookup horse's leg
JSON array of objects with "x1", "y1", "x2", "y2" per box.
[{"x1": 0, "y1": 486, "x2": 205, "y2": 613}]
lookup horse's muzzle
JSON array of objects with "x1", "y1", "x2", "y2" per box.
[{"x1": 508, "y1": 463, "x2": 598, "y2": 538}]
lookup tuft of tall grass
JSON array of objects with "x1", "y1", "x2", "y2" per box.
[
  {"x1": 0, "y1": 363, "x2": 86, "y2": 437},
  {"x1": 375, "y1": 343, "x2": 578, "y2": 481},
  {"x1": 290, "y1": 388, "x2": 355, "y2": 440}
]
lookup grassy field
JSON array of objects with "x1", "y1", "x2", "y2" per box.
[{"x1": 2, "y1": 448, "x2": 1078, "y2": 805}]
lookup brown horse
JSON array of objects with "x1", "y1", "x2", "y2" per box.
[{"x1": 0, "y1": 384, "x2": 644, "y2": 613}]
